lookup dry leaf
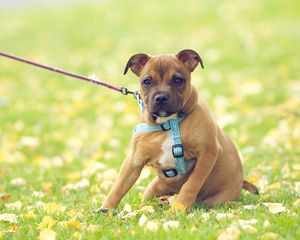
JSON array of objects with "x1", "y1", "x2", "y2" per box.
[
  {"x1": 39, "y1": 216, "x2": 56, "y2": 229},
  {"x1": 120, "y1": 211, "x2": 138, "y2": 220},
  {"x1": 72, "y1": 231, "x2": 81, "y2": 240},
  {"x1": 66, "y1": 218, "x2": 81, "y2": 229},
  {"x1": 216, "y1": 213, "x2": 234, "y2": 221},
  {"x1": 8, "y1": 225, "x2": 19, "y2": 233},
  {"x1": 86, "y1": 224, "x2": 99, "y2": 232},
  {"x1": 263, "y1": 232, "x2": 279, "y2": 239},
  {"x1": 200, "y1": 213, "x2": 210, "y2": 221},
  {"x1": 244, "y1": 205, "x2": 258, "y2": 210},
  {"x1": 138, "y1": 214, "x2": 148, "y2": 227},
  {"x1": 267, "y1": 203, "x2": 286, "y2": 214},
  {"x1": 263, "y1": 219, "x2": 271, "y2": 228},
  {"x1": 218, "y1": 224, "x2": 240, "y2": 240},
  {"x1": 1, "y1": 195, "x2": 11, "y2": 201},
  {"x1": 162, "y1": 220, "x2": 180, "y2": 230},
  {"x1": 293, "y1": 199, "x2": 300, "y2": 207},
  {"x1": 145, "y1": 221, "x2": 159, "y2": 232},
  {"x1": 138, "y1": 205, "x2": 155, "y2": 214},
  {"x1": 168, "y1": 202, "x2": 186, "y2": 214},
  {"x1": 123, "y1": 203, "x2": 132, "y2": 213},
  {"x1": 5, "y1": 201, "x2": 22, "y2": 210},
  {"x1": 43, "y1": 203, "x2": 66, "y2": 214},
  {"x1": 0, "y1": 213, "x2": 18, "y2": 223},
  {"x1": 22, "y1": 210, "x2": 37, "y2": 219},
  {"x1": 10, "y1": 178, "x2": 26, "y2": 186},
  {"x1": 38, "y1": 229, "x2": 56, "y2": 240},
  {"x1": 238, "y1": 219, "x2": 258, "y2": 225}
]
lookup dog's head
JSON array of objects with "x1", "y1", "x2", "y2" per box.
[{"x1": 124, "y1": 49, "x2": 204, "y2": 118}]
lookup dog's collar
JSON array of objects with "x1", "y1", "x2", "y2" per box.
[{"x1": 134, "y1": 116, "x2": 187, "y2": 176}]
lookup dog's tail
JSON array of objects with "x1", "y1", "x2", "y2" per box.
[{"x1": 242, "y1": 180, "x2": 259, "y2": 195}]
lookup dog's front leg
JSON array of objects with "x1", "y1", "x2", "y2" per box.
[
  {"x1": 175, "y1": 151, "x2": 219, "y2": 209},
  {"x1": 101, "y1": 154, "x2": 144, "y2": 209}
]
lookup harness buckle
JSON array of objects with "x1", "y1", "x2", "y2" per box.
[
  {"x1": 160, "y1": 121, "x2": 171, "y2": 131},
  {"x1": 162, "y1": 169, "x2": 178, "y2": 178},
  {"x1": 172, "y1": 144, "x2": 184, "y2": 158}
]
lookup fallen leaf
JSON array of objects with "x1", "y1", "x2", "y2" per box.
[
  {"x1": 266, "y1": 203, "x2": 286, "y2": 214},
  {"x1": 218, "y1": 224, "x2": 240, "y2": 240},
  {"x1": 145, "y1": 221, "x2": 159, "y2": 232},
  {"x1": 39, "y1": 216, "x2": 56, "y2": 229},
  {"x1": 123, "y1": 203, "x2": 132, "y2": 213},
  {"x1": 8, "y1": 225, "x2": 19, "y2": 233},
  {"x1": 293, "y1": 199, "x2": 300, "y2": 207},
  {"x1": 138, "y1": 214, "x2": 148, "y2": 227},
  {"x1": 43, "y1": 203, "x2": 66, "y2": 214},
  {"x1": 41, "y1": 182, "x2": 53, "y2": 195},
  {"x1": 263, "y1": 219, "x2": 271, "y2": 228},
  {"x1": 1, "y1": 195, "x2": 11, "y2": 201},
  {"x1": 216, "y1": 213, "x2": 234, "y2": 221},
  {"x1": 238, "y1": 219, "x2": 258, "y2": 226},
  {"x1": 0, "y1": 213, "x2": 18, "y2": 223},
  {"x1": 162, "y1": 220, "x2": 180, "y2": 230},
  {"x1": 66, "y1": 218, "x2": 81, "y2": 229},
  {"x1": 200, "y1": 213, "x2": 210, "y2": 221},
  {"x1": 167, "y1": 202, "x2": 186, "y2": 214},
  {"x1": 72, "y1": 231, "x2": 81, "y2": 239},
  {"x1": 263, "y1": 232, "x2": 279, "y2": 239},
  {"x1": 10, "y1": 178, "x2": 26, "y2": 186},
  {"x1": 120, "y1": 211, "x2": 138, "y2": 220},
  {"x1": 243, "y1": 205, "x2": 258, "y2": 210},
  {"x1": 22, "y1": 210, "x2": 37, "y2": 219},
  {"x1": 38, "y1": 229, "x2": 56, "y2": 240},
  {"x1": 20, "y1": 136, "x2": 39, "y2": 147},
  {"x1": 86, "y1": 224, "x2": 99, "y2": 232},
  {"x1": 240, "y1": 225, "x2": 257, "y2": 233},
  {"x1": 138, "y1": 205, "x2": 155, "y2": 214},
  {"x1": 5, "y1": 201, "x2": 22, "y2": 210}
]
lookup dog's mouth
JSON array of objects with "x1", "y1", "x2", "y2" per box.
[{"x1": 152, "y1": 110, "x2": 176, "y2": 118}]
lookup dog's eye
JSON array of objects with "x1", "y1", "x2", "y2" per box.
[
  {"x1": 143, "y1": 78, "x2": 152, "y2": 86},
  {"x1": 173, "y1": 76, "x2": 184, "y2": 84}
]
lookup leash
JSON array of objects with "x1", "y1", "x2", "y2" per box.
[
  {"x1": 0, "y1": 51, "x2": 137, "y2": 96},
  {"x1": 0, "y1": 51, "x2": 188, "y2": 177}
]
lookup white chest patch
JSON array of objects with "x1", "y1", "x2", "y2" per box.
[{"x1": 159, "y1": 133, "x2": 176, "y2": 168}]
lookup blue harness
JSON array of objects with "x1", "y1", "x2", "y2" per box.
[{"x1": 133, "y1": 92, "x2": 187, "y2": 177}]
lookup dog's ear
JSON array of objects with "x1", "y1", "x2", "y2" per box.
[
  {"x1": 124, "y1": 53, "x2": 150, "y2": 76},
  {"x1": 176, "y1": 49, "x2": 204, "y2": 72}
]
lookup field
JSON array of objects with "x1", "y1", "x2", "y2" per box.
[{"x1": 0, "y1": 0, "x2": 299, "y2": 239}]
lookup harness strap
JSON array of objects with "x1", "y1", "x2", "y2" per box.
[
  {"x1": 169, "y1": 119, "x2": 187, "y2": 175},
  {"x1": 134, "y1": 116, "x2": 187, "y2": 176}
]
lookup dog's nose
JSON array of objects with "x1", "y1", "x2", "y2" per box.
[{"x1": 154, "y1": 93, "x2": 169, "y2": 105}]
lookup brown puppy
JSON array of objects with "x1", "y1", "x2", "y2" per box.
[{"x1": 101, "y1": 49, "x2": 258, "y2": 210}]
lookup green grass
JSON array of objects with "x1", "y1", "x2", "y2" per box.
[{"x1": 0, "y1": 0, "x2": 299, "y2": 239}]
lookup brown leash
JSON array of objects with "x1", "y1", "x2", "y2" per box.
[{"x1": 0, "y1": 51, "x2": 136, "y2": 96}]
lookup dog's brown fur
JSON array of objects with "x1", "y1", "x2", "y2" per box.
[{"x1": 101, "y1": 49, "x2": 258, "y2": 210}]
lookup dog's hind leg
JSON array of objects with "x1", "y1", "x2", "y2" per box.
[{"x1": 143, "y1": 176, "x2": 173, "y2": 201}]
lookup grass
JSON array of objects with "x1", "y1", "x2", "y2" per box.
[{"x1": 0, "y1": 0, "x2": 299, "y2": 239}]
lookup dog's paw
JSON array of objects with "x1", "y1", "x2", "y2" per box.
[{"x1": 93, "y1": 207, "x2": 115, "y2": 215}]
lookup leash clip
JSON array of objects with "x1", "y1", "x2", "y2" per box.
[
  {"x1": 121, "y1": 87, "x2": 129, "y2": 95},
  {"x1": 172, "y1": 144, "x2": 184, "y2": 158}
]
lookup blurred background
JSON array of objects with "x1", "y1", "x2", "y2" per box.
[{"x1": 0, "y1": 0, "x2": 299, "y2": 196}]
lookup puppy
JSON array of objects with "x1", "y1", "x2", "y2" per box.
[{"x1": 100, "y1": 49, "x2": 258, "y2": 211}]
